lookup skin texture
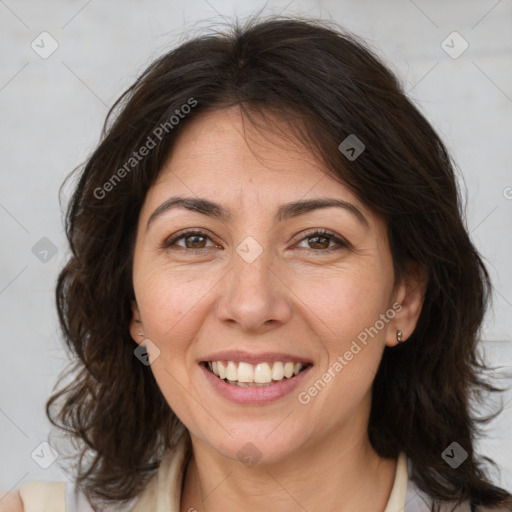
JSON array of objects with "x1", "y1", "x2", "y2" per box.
[
  {"x1": 129, "y1": 106, "x2": 425, "y2": 512},
  {"x1": 0, "y1": 492, "x2": 23, "y2": 512}
]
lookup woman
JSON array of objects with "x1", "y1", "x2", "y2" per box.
[{"x1": 6, "y1": 16, "x2": 512, "y2": 512}]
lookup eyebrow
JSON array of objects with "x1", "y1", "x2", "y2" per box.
[{"x1": 146, "y1": 196, "x2": 370, "y2": 231}]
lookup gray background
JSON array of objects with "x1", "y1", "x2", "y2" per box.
[{"x1": 1, "y1": 0, "x2": 511, "y2": 499}]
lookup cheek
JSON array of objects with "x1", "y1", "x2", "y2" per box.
[
  {"x1": 301, "y1": 274, "x2": 391, "y2": 406},
  {"x1": 134, "y1": 263, "x2": 221, "y2": 349},
  {"x1": 133, "y1": 267, "x2": 216, "y2": 422},
  {"x1": 294, "y1": 265, "x2": 391, "y2": 343}
]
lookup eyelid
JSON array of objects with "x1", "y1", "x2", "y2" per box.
[
  {"x1": 162, "y1": 227, "x2": 350, "y2": 252},
  {"x1": 162, "y1": 228, "x2": 219, "y2": 249},
  {"x1": 292, "y1": 228, "x2": 350, "y2": 250}
]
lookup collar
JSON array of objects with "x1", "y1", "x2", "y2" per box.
[{"x1": 132, "y1": 435, "x2": 408, "y2": 512}]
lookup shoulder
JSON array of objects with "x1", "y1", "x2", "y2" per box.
[
  {"x1": 16, "y1": 480, "x2": 66, "y2": 512},
  {"x1": 5, "y1": 480, "x2": 96, "y2": 512},
  {"x1": 0, "y1": 490, "x2": 24, "y2": 512}
]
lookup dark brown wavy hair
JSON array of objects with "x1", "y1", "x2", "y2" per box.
[{"x1": 46, "y1": 15, "x2": 512, "y2": 511}]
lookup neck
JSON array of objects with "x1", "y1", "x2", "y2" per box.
[{"x1": 179, "y1": 415, "x2": 397, "y2": 512}]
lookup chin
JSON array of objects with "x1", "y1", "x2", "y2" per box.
[{"x1": 198, "y1": 424, "x2": 311, "y2": 467}]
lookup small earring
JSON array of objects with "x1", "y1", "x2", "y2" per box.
[{"x1": 397, "y1": 330, "x2": 403, "y2": 343}]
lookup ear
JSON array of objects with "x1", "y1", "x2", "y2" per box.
[
  {"x1": 129, "y1": 299, "x2": 144, "y2": 346},
  {"x1": 386, "y1": 262, "x2": 427, "y2": 347}
]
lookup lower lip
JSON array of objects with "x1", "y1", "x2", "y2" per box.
[{"x1": 200, "y1": 363, "x2": 312, "y2": 405}]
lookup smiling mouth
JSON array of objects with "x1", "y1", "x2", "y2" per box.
[{"x1": 202, "y1": 360, "x2": 312, "y2": 387}]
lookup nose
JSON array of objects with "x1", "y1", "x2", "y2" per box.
[{"x1": 215, "y1": 245, "x2": 292, "y2": 333}]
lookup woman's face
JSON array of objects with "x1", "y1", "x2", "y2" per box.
[{"x1": 130, "y1": 107, "x2": 422, "y2": 464}]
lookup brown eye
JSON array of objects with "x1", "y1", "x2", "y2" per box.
[
  {"x1": 307, "y1": 234, "x2": 331, "y2": 250},
  {"x1": 163, "y1": 230, "x2": 218, "y2": 250},
  {"x1": 295, "y1": 230, "x2": 349, "y2": 252},
  {"x1": 183, "y1": 234, "x2": 207, "y2": 249}
]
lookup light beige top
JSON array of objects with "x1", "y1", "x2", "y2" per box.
[
  {"x1": 129, "y1": 439, "x2": 409, "y2": 512},
  {"x1": 18, "y1": 437, "x2": 455, "y2": 512}
]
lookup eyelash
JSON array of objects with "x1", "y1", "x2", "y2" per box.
[{"x1": 162, "y1": 228, "x2": 350, "y2": 253}]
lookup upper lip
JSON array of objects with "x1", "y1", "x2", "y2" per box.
[{"x1": 200, "y1": 350, "x2": 313, "y2": 365}]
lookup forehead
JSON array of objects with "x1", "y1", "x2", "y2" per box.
[
  {"x1": 162, "y1": 108, "x2": 324, "y2": 182},
  {"x1": 147, "y1": 107, "x2": 366, "y2": 213}
]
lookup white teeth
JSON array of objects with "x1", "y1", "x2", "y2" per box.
[
  {"x1": 237, "y1": 362, "x2": 254, "y2": 383},
  {"x1": 206, "y1": 360, "x2": 308, "y2": 385},
  {"x1": 272, "y1": 361, "x2": 284, "y2": 380},
  {"x1": 226, "y1": 361, "x2": 237, "y2": 381},
  {"x1": 254, "y1": 363, "x2": 272, "y2": 383},
  {"x1": 217, "y1": 361, "x2": 226, "y2": 379}
]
